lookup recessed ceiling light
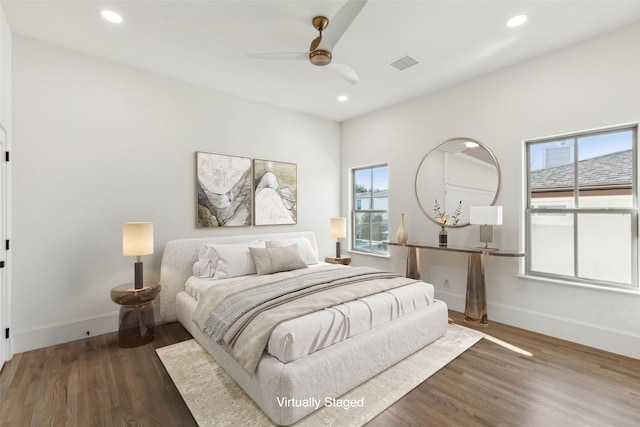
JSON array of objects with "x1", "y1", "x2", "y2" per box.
[
  {"x1": 507, "y1": 14, "x2": 527, "y2": 28},
  {"x1": 337, "y1": 95, "x2": 349, "y2": 102},
  {"x1": 101, "y1": 10, "x2": 123, "y2": 24}
]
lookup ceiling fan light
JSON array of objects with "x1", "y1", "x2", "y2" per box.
[{"x1": 309, "y1": 50, "x2": 332, "y2": 66}]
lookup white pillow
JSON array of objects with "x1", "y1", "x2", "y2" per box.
[
  {"x1": 193, "y1": 244, "x2": 216, "y2": 277},
  {"x1": 192, "y1": 240, "x2": 265, "y2": 279},
  {"x1": 266, "y1": 237, "x2": 318, "y2": 265}
]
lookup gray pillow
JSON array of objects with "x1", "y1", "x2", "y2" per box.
[
  {"x1": 249, "y1": 244, "x2": 308, "y2": 275},
  {"x1": 265, "y1": 237, "x2": 318, "y2": 265}
]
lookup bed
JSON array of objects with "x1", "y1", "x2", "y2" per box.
[{"x1": 159, "y1": 231, "x2": 448, "y2": 425}]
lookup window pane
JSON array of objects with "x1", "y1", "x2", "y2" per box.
[
  {"x1": 371, "y1": 166, "x2": 388, "y2": 210},
  {"x1": 354, "y1": 212, "x2": 373, "y2": 253},
  {"x1": 371, "y1": 212, "x2": 388, "y2": 250},
  {"x1": 354, "y1": 168, "x2": 371, "y2": 210},
  {"x1": 529, "y1": 212, "x2": 574, "y2": 276},
  {"x1": 577, "y1": 213, "x2": 632, "y2": 285},
  {"x1": 354, "y1": 168, "x2": 371, "y2": 193},
  {"x1": 529, "y1": 139, "x2": 575, "y2": 208},
  {"x1": 577, "y1": 131, "x2": 633, "y2": 208},
  {"x1": 353, "y1": 212, "x2": 388, "y2": 254},
  {"x1": 354, "y1": 212, "x2": 370, "y2": 244}
]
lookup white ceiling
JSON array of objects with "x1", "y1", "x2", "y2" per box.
[{"x1": 4, "y1": 0, "x2": 640, "y2": 122}]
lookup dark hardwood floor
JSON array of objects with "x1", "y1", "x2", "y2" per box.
[
  {"x1": 0, "y1": 322, "x2": 196, "y2": 427},
  {"x1": 1, "y1": 311, "x2": 639, "y2": 426}
]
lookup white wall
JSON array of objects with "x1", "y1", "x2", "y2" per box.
[
  {"x1": 342, "y1": 22, "x2": 640, "y2": 358},
  {"x1": 12, "y1": 36, "x2": 340, "y2": 353}
]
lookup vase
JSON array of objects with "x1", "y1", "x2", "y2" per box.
[
  {"x1": 439, "y1": 227, "x2": 447, "y2": 247},
  {"x1": 396, "y1": 213, "x2": 408, "y2": 244}
]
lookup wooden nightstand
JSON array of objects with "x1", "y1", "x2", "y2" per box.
[
  {"x1": 324, "y1": 256, "x2": 352, "y2": 265},
  {"x1": 110, "y1": 282, "x2": 161, "y2": 348}
]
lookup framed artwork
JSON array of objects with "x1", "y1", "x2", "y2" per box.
[
  {"x1": 196, "y1": 152, "x2": 252, "y2": 227},
  {"x1": 253, "y1": 159, "x2": 297, "y2": 225}
]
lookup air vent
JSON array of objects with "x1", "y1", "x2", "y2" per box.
[{"x1": 388, "y1": 54, "x2": 419, "y2": 71}]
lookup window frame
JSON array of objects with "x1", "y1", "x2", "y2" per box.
[
  {"x1": 524, "y1": 124, "x2": 638, "y2": 290},
  {"x1": 351, "y1": 163, "x2": 389, "y2": 257}
]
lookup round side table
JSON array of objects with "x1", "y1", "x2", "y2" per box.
[
  {"x1": 110, "y1": 282, "x2": 161, "y2": 348},
  {"x1": 324, "y1": 256, "x2": 352, "y2": 265}
]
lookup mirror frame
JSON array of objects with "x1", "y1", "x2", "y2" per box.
[{"x1": 414, "y1": 137, "x2": 501, "y2": 227}]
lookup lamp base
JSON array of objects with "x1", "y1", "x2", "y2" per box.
[
  {"x1": 479, "y1": 225, "x2": 493, "y2": 248},
  {"x1": 335, "y1": 241, "x2": 341, "y2": 259},
  {"x1": 134, "y1": 261, "x2": 144, "y2": 289}
]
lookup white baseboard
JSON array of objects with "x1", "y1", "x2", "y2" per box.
[
  {"x1": 12, "y1": 311, "x2": 119, "y2": 354},
  {"x1": 12, "y1": 293, "x2": 640, "y2": 360},
  {"x1": 436, "y1": 290, "x2": 640, "y2": 360},
  {"x1": 435, "y1": 290, "x2": 465, "y2": 312}
]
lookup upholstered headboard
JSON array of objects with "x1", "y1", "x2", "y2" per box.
[{"x1": 159, "y1": 231, "x2": 318, "y2": 322}]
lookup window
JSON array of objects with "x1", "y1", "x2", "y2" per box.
[
  {"x1": 352, "y1": 164, "x2": 389, "y2": 255},
  {"x1": 525, "y1": 124, "x2": 638, "y2": 289}
]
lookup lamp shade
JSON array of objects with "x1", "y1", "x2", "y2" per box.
[
  {"x1": 470, "y1": 206, "x2": 503, "y2": 225},
  {"x1": 123, "y1": 222, "x2": 154, "y2": 256},
  {"x1": 330, "y1": 217, "x2": 347, "y2": 238}
]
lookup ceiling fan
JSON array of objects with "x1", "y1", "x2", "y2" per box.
[{"x1": 248, "y1": 0, "x2": 368, "y2": 85}]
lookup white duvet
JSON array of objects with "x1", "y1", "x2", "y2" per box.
[{"x1": 185, "y1": 268, "x2": 435, "y2": 364}]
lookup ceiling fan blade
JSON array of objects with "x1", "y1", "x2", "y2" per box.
[
  {"x1": 318, "y1": 0, "x2": 368, "y2": 52},
  {"x1": 310, "y1": 35, "x2": 322, "y2": 51},
  {"x1": 247, "y1": 52, "x2": 308, "y2": 61},
  {"x1": 328, "y1": 62, "x2": 360, "y2": 85}
]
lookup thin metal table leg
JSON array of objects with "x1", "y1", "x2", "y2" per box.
[
  {"x1": 406, "y1": 247, "x2": 421, "y2": 280},
  {"x1": 464, "y1": 252, "x2": 488, "y2": 326}
]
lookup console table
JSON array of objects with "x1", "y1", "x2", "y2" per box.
[{"x1": 385, "y1": 241, "x2": 524, "y2": 327}]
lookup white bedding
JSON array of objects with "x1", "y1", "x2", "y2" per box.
[
  {"x1": 185, "y1": 268, "x2": 434, "y2": 363},
  {"x1": 161, "y1": 232, "x2": 449, "y2": 425},
  {"x1": 184, "y1": 262, "x2": 329, "y2": 300},
  {"x1": 267, "y1": 281, "x2": 434, "y2": 363}
]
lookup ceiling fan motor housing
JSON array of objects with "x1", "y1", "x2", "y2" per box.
[{"x1": 310, "y1": 49, "x2": 332, "y2": 66}]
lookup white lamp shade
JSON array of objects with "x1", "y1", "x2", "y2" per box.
[
  {"x1": 470, "y1": 206, "x2": 503, "y2": 225},
  {"x1": 123, "y1": 222, "x2": 154, "y2": 256},
  {"x1": 330, "y1": 217, "x2": 347, "y2": 238}
]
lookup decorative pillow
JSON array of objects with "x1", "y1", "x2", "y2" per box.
[
  {"x1": 193, "y1": 244, "x2": 217, "y2": 277},
  {"x1": 192, "y1": 240, "x2": 265, "y2": 279},
  {"x1": 249, "y1": 244, "x2": 308, "y2": 275},
  {"x1": 265, "y1": 237, "x2": 318, "y2": 265}
]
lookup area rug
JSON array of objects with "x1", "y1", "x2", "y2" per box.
[{"x1": 156, "y1": 323, "x2": 482, "y2": 426}]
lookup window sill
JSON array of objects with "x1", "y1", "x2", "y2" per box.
[{"x1": 517, "y1": 274, "x2": 640, "y2": 296}]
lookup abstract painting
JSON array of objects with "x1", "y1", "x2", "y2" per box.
[
  {"x1": 196, "y1": 152, "x2": 252, "y2": 227},
  {"x1": 253, "y1": 159, "x2": 297, "y2": 225}
]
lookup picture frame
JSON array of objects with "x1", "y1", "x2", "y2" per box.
[
  {"x1": 253, "y1": 159, "x2": 297, "y2": 225},
  {"x1": 196, "y1": 151, "x2": 252, "y2": 227}
]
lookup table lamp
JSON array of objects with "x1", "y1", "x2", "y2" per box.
[
  {"x1": 123, "y1": 222, "x2": 154, "y2": 289},
  {"x1": 470, "y1": 206, "x2": 502, "y2": 249},
  {"x1": 330, "y1": 217, "x2": 347, "y2": 259}
]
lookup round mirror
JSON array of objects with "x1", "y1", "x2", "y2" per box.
[{"x1": 415, "y1": 137, "x2": 501, "y2": 226}]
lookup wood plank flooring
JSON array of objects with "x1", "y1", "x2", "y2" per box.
[
  {"x1": 369, "y1": 311, "x2": 640, "y2": 427},
  {"x1": 1, "y1": 311, "x2": 639, "y2": 426},
  {"x1": 0, "y1": 322, "x2": 195, "y2": 427}
]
